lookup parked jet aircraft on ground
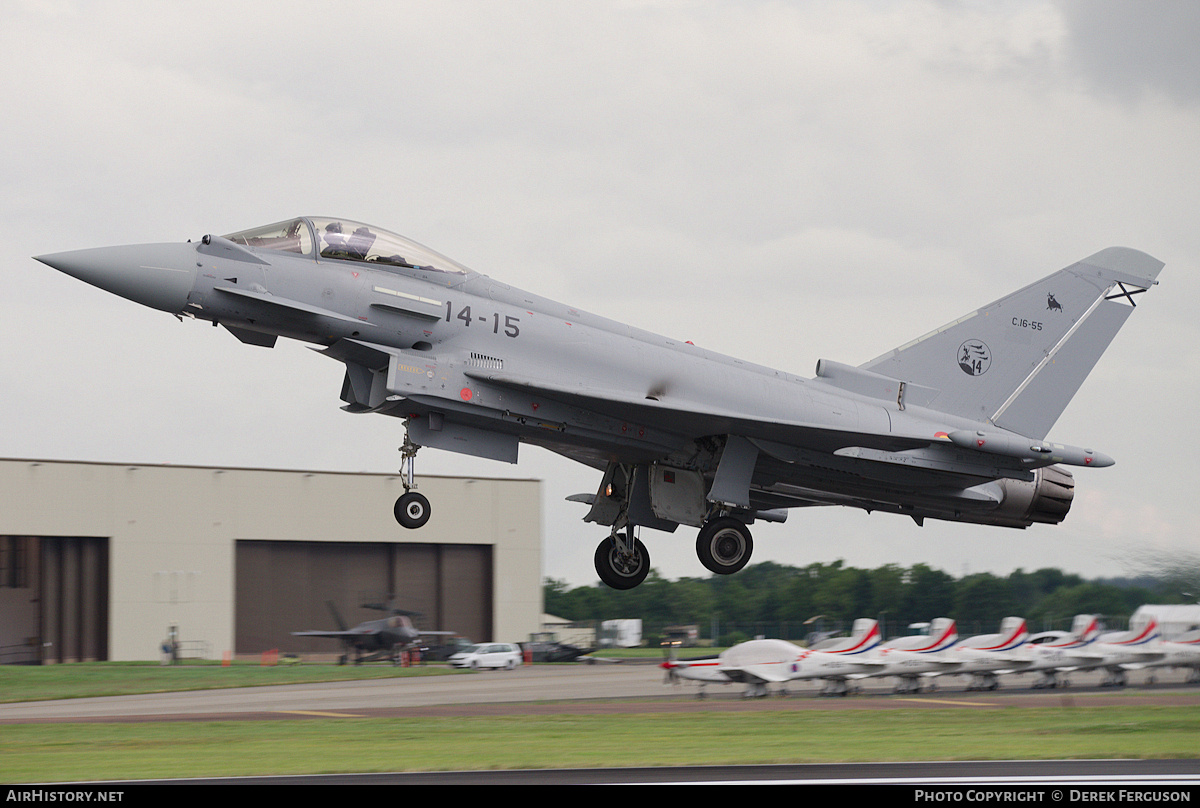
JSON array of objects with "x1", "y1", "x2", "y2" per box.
[
  {"x1": 35, "y1": 219, "x2": 1163, "y2": 587},
  {"x1": 662, "y1": 618, "x2": 884, "y2": 697},
  {"x1": 291, "y1": 600, "x2": 455, "y2": 665}
]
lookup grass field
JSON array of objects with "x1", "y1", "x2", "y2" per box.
[
  {"x1": 0, "y1": 660, "x2": 461, "y2": 703},
  {"x1": 4, "y1": 706, "x2": 1198, "y2": 782},
  {"x1": 3, "y1": 663, "x2": 1197, "y2": 782}
]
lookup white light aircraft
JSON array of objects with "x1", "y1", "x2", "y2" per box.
[
  {"x1": 1018, "y1": 615, "x2": 1107, "y2": 688},
  {"x1": 1084, "y1": 618, "x2": 1166, "y2": 687},
  {"x1": 938, "y1": 617, "x2": 1032, "y2": 691},
  {"x1": 867, "y1": 617, "x2": 961, "y2": 693},
  {"x1": 1138, "y1": 629, "x2": 1200, "y2": 684},
  {"x1": 661, "y1": 618, "x2": 884, "y2": 698}
]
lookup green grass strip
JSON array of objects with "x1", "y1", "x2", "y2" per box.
[{"x1": 0, "y1": 662, "x2": 458, "y2": 703}]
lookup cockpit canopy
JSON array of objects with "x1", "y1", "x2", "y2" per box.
[{"x1": 223, "y1": 217, "x2": 471, "y2": 275}]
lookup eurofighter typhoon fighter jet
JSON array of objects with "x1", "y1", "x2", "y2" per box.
[{"x1": 35, "y1": 218, "x2": 1163, "y2": 589}]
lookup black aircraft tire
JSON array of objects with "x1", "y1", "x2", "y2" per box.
[
  {"x1": 395, "y1": 492, "x2": 431, "y2": 529},
  {"x1": 696, "y1": 517, "x2": 753, "y2": 575},
  {"x1": 594, "y1": 534, "x2": 651, "y2": 590}
]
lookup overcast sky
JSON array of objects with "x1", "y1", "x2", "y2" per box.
[{"x1": 2, "y1": 1, "x2": 1197, "y2": 588}]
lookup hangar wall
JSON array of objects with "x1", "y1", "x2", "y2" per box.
[{"x1": 0, "y1": 459, "x2": 542, "y2": 662}]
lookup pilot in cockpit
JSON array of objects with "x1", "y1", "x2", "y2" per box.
[
  {"x1": 346, "y1": 226, "x2": 376, "y2": 259},
  {"x1": 321, "y1": 221, "x2": 347, "y2": 256},
  {"x1": 321, "y1": 222, "x2": 378, "y2": 262}
]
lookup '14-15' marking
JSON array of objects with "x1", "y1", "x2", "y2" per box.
[{"x1": 446, "y1": 303, "x2": 520, "y2": 338}]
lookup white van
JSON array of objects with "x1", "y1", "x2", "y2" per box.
[{"x1": 448, "y1": 643, "x2": 523, "y2": 670}]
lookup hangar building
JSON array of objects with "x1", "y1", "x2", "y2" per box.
[{"x1": 0, "y1": 458, "x2": 542, "y2": 663}]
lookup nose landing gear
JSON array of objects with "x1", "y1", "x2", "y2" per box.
[
  {"x1": 394, "y1": 436, "x2": 431, "y2": 529},
  {"x1": 395, "y1": 491, "x2": 431, "y2": 529}
]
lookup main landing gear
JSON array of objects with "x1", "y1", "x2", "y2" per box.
[
  {"x1": 587, "y1": 461, "x2": 757, "y2": 588},
  {"x1": 695, "y1": 517, "x2": 753, "y2": 576},
  {"x1": 394, "y1": 436, "x2": 431, "y2": 529},
  {"x1": 593, "y1": 515, "x2": 754, "y2": 589}
]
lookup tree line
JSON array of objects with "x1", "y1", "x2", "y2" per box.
[{"x1": 543, "y1": 560, "x2": 1185, "y2": 647}]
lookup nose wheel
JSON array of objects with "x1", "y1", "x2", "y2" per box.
[
  {"x1": 395, "y1": 491, "x2": 431, "y2": 529},
  {"x1": 696, "y1": 516, "x2": 753, "y2": 575},
  {"x1": 594, "y1": 532, "x2": 650, "y2": 590},
  {"x1": 394, "y1": 434, "x2": 431, "y2": 529}
]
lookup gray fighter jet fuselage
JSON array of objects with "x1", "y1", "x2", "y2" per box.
[{"x1": 35, "y1": 217, "x2": 1164, "y2": 588}]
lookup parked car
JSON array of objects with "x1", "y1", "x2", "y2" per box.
[
  {"x1": 522, "y1": 633, "x2": 592, "y2": 663},
  {"x1": 448, "y1": 643, "x2": 524, "y2": 670},
  {"x1": 422, "y1": 637, "x2": 475, "y2": 662}
]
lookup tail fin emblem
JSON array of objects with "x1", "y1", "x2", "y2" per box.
[{"x1": 958, "y1": 340, "x2": 991, "y2": 376}]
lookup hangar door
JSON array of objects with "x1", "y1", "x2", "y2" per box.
[
  {"x1": 235, "y1": 540, "x2": 492, "y2": 655},
  {"x1": 0, "y1": 536, "x2": 109, "y2": 664}
]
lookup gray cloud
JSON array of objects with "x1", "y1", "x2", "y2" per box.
[{"x1": 1057, "y1": 0, "x2": 1200, "y2": 105}]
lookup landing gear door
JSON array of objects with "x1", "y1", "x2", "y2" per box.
[
  {"x1": 583, "y1": 463, "x2": 624, "y2": 527},
  {"x1": 707, "y1": 435, "x2": 759, "y2": 509},
  {"x1": 583, "y1": 463, "x2": 680, "y2": 532},
  {"x1": 648, "y1": 464, "x2": 707, "y2": 528},
  {"x1": 406, "y1": 416, "x2": 518, "y2": 463}
]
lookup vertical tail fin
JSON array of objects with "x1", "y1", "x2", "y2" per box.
[
  {"x1": 1114, "y1": 618, "x2": 1160, "y2": 647},
  {"x1": 996, "y1": 617, "x2": 1029, "y2": 650},
  {"x1": 846, "y1": 618, "x2": 881, "y2": 653},
  {"x1": 823, "y1": 618, "x2": 881, "y2": 654},
  {"x1": 862, "y1": 247, "x2": 1163, "y2": 438},
  {"x1": 925, "y1": 618, "x2": 958, "y2": 652},
  {"x1": 1070, "y1": 614, "x2": 1102, "y2": 644},
  {"x1": 325, "y1": 600, "x2": 349, "y2": 631}
]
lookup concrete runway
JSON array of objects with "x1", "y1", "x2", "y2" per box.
[{"x1": 2, "y1": 662, "x2": 669, "y2": 721}]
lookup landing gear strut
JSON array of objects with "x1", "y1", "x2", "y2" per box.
[
  {"x1": 594, "y1": 531, "x2": 651, "y2": 590},
  {"x1": 696, "y1": 516, "x2": 753, "y2": 575},
  {"x1": 394, "y1": 436, "x2": 431, "y2": 529}
]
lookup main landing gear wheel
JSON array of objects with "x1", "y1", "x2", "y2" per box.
[
  {"x1": 594, "y1": 533, "x2": 651, "y2": 590},
  {"x1": 696, "y1": 517, "x2": 753, "y2": 575},
  {"x1": 394, "y1": 491, "x2": 431, "y2": 529}
]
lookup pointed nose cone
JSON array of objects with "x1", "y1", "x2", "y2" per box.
[{"x1": 35, "y1": 243, "x2": 198, "y2": 314}]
